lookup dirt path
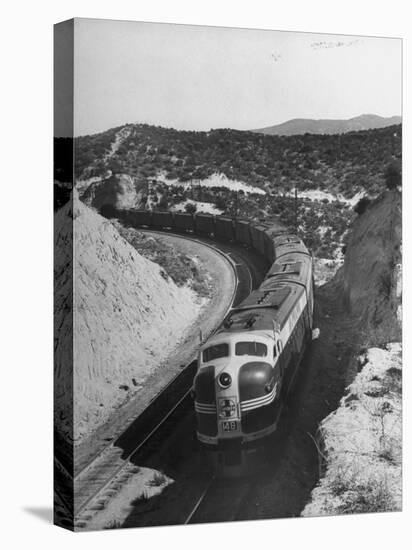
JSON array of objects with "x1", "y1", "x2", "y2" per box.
[{"x1": 74, "y1": 234, "x2": 236, "y2": 475}]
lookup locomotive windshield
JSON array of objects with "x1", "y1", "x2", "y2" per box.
[
  {"x1": 235, "y1": 341, "x2": 267, "y2": 357},
  {"x1": 202, "y1": 343, "x2": 229, "y2": 363}
]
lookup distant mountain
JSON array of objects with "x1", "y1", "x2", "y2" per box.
[{"x1": 252, "y1": 114, "x2": 402, "y2": 136}]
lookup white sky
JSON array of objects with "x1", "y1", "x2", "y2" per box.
[{"x1": 72, "y1": 18, "x2": 401, "y2": 136}]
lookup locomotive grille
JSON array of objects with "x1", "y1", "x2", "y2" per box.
[{"x1": 194, "y1": 365, "x2": 218, "y2": 437}]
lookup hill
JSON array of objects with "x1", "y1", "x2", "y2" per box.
[
  {"x1": 72, "y1": 122, "x2": 401, "y2": 262},
  {"x1": 303, "y1": 189, "x2": 402, "y2": 516},
  {"x1": 74, "y1": 122, "x2": 401, "y2": 201},
  {"x1": 54, "y1": 193, "x2": 204, "y2": 443},
  {"x1": 343, "y1": 189, "x2": 402, "y2": 344},
  {"x1": 253, "y1": 114, "x2": 402, "y2": 136}
]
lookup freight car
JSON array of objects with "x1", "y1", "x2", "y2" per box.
[
  {"x1": 234, "y1": 219, "x2": 252, "y2": 247},
  {"x1": 195, "y1": 214, "x2": 216, "y2": 237},
  {"x1": 192, "y1": 233, "x2": 313, "y2": 475},
  {"x1": 174, "y1": 212, "x2": 195, "y2": 232},
  {"x1": 214, "y1": 216, "x2": 235, "y2": 242}
]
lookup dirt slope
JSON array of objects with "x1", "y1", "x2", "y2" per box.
[
  {"x1": 302, "y1": 188, "x2": 402, "y2": 516},
  {"x1": 343, "y1": 189, "x2": 401, "y2": 345},
  {"x1": 54, "y1": 193, "x2": 204, "y2": 443}
]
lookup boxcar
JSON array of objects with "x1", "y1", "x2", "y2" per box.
[
  {"x1": 126, "y1": 210, "x2": 153, "y2": 227},
  {"x1": 250, "y1": 224, "x2": 267, "y2": 256},
  {"x1": 174, "y1": 212, "x2": 195, "y2": 232},
  {"x1": 152, "y1": 211, "x2": 174, "y2": 229},
  {"x1": 214, "y1": 216, "x2": 235, "y2": 241},
  {"x1": 235, "y1": 219, "x2": 252, "y2": 246},
  {"x1": 195, "y1": 214, "x2": 215, "y2": 236},
  {"x1": 263, "y1": 230, "x2": 276, "y2": 264}
]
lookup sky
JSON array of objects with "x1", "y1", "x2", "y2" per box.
[{"x1": 67, "y1": 18, "x2": 402, "y2": 137}]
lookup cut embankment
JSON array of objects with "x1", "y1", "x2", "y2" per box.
[
  {"x1": 302, "y1": 343, "x2": 401, "y2": 516},
  {"x1": 302, "y1": 189, "x2": 402, "y2": 516},
  {"x1": 55, "y1": 194, "x2": 205, "y2": 445}
]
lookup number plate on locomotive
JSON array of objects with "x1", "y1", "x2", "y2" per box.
[{"x1": 222, "y1": 420, "x2": 238, "y2": 432}]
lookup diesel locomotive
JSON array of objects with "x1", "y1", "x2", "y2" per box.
[{"x1": 193, "y1": 233, "x2": 314, "y2": 473}]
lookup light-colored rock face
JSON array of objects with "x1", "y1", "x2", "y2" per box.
[
  {"x1": 343, "y1": 190, "x2": 401, "y2": 343},
  {"x1": 54, "y1": 193, "x2": 202, "y2": 443},
  {"x1": 302, "y1": 343, "x2": 402, "y2": 517},
  {"x1": 80, "y1": 173, "x2": 146, "y2": 211}
]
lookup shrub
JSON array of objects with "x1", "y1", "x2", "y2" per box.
[
  {"x1": 148, "y1": 471, "x2": 167, "y2": 487},
  {"x1": 185, "y1": 202, "x2": 197, "y2": 214},
  {"x1": 104, "y1": 520, "x2": 122, "y2": 529},
  {"x1": 354, "y1": 197, "x2": 371, "y2": 215},
  {"x1": 131, "y1": 491, "x2": 149, "y2": 505},
  {"x1": 99, "y1": 203, "x2": 118, "y2": 218},
  {"x1": 384, "y1": 161, "x2": 401, "y2": 190},
  {"x1": 337, "y1": 478, "x2": 395, "y2": 514}
]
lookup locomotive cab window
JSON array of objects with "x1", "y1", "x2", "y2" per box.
[
  {"x1": 235, "y1": 341, "x2": 267, "y2": 357},
  {"x1": 202, "y1": 343, "x2": 229, "y2": 363}
]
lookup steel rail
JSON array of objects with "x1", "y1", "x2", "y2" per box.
[{"x1": 184, "y1": 476, "x2": 216, "y2": 525}]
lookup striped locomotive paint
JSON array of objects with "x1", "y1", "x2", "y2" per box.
[
  {"x1": 195, "y1": 402, "x2": 217, "y2": 414},
  {"x1": 240, "y1": 383, "x2": 278, "y2": 411}
]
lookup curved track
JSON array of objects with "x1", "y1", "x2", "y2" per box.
[{"x1": 72, "y1": 232, "x2": 268, "y2": 527}]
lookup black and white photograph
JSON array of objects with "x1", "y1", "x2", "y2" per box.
[{"x1": 53, "y1": 17, "x2": 403, "y2": 532}]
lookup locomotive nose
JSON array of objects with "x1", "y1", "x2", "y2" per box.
[{"x1": 238, "y1": 361, "x2": 274, "y2": 401}]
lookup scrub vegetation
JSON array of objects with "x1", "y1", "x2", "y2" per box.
[
  {"x1": 71, "y1": 123, "x2": 401, "y2": 260},
  {"x1": 74, "y1": 123, "x2": 401, "y2": 199}
]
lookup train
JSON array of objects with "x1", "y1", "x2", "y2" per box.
[
  {"x1": 192, "y1": 230, "x2": 314, "y2": 475},
  {"x1": 111, "y1": 207, "x2": 314, "y2": 474},
  {"x1": 113, "y1": 208, "x2": 286, "y2": 263}
]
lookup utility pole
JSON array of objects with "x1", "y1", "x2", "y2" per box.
[
  {"x1": 146, "y1": 179, "x2": 150, "y2": 211},
  {"x1": 294, "y1": 186, "x2": 298, "y2": 235}
]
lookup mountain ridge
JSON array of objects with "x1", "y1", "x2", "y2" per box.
[{"x1": 252, "y1": 114, "x2": 401, "y2": 136}]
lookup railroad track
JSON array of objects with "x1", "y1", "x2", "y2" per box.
[
  {"x1": 184, "y1": 476, "x2": 253, "y2": 525},
  {"x1": 72, "y1": 234, "x2": 260, "y2": 527}
]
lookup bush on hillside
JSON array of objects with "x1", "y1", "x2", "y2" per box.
[
  {"x1": 354, "y1": 197, "x2": 371, "y2": 216},
  {"x1": 99, "y1": 203, "x2": 118, "y2": 218},
  {"x1": 384, "y1": 161, "x2": 401, "y2": 190}
]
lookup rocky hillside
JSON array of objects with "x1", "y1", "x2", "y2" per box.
[
  {"x1": 303, "y1": 189, "x2": 402, "y2": 516},
  {"x1": 253, "y1": 114, "x2": 401, "y2": 136},
  {"x1": 54, "y1": 194, "x2": 204, "y2": 443},
  {"x1": 81, "y1": 173, "x2": 147, "y2": 211},
  {"x1": 303, "y1": 343, "x2": 402, "y2": 516},
  {"x1": 74, "y1": 123, "x2": 401, "y2": 200},
  {"x1": 343, "y1": 189, "x2": 402, "y2": 346},
  {"x1": 71, "y1": 123, "x2": 401, "y2": 266}
]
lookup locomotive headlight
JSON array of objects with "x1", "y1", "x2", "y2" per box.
[
  {"x1": 265, "y1": 379, "x2": 275, "y2": 393},
  {"x1": 218, "y1": 372, "x2": 232, "y2": 388}
]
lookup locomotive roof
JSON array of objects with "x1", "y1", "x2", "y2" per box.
[
  {"x1": 219, "y1": 282, "x2": 304, "y2": 334},
  {"x1": 218, "y1": 239, "x2": 312, "y2": 335},
  {"x1": 263, "y1": 251, "x2": 312, "y2": 288}
]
